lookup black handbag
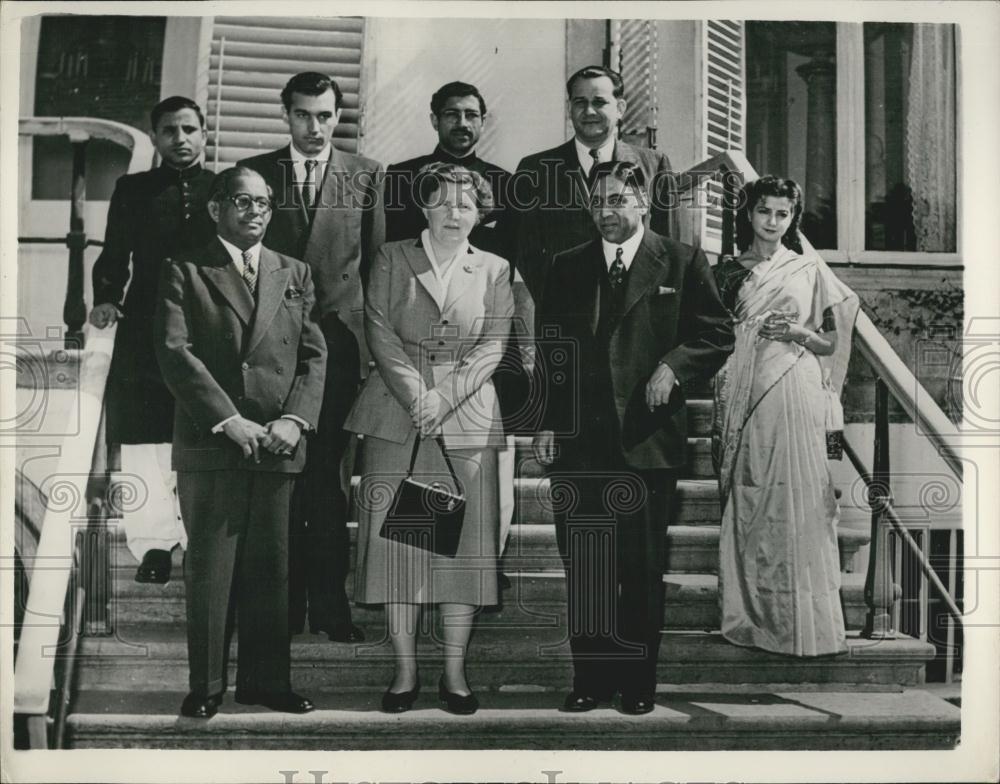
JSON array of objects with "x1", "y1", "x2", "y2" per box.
[{"x1": 379, "y1": 433, "x2": 466, "y2": 558}]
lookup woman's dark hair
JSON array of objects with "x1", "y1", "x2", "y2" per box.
[
  {"x1": 735, "y1": 175, "x2": 804, "y2": 254},
  {"x1": 415, "y1": 162, "x2": 494, "y2": 221}
]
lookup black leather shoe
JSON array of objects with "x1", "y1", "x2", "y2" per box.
[
  {"x1": 561, "y1": 691, "x2": 602, "y2": 713},
  {"x1": 311, "y1": 623, "x2": 365, "y2": 643},
  {"x1": 180, "y1": 692, "x2": 221, "y2": 719},
  {"x1": 619, "y1": 693, "x2": 656, "y2": 715},
  {"x1": 234, "y1": 690, "x2": 315, "y2": 713},
  {"x1": 438, "y1": 677, "x2": 479, "y2": 715},
  {"x1": 135, "y1": 549, "x2": 172, "y2": 584},
  {"x1": 381, "y1": 682, "x2": 420, "y2": 713}
]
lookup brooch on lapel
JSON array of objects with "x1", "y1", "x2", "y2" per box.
[
  {"x1": 285, "y1": 287, "x2": 304, "y2": 300},
  {"x1": 463, "y1": 265, "x2": 475, "y2": 273},
  {"x1": 657, "y1": 286, "x2": 677, "y2": 295}
]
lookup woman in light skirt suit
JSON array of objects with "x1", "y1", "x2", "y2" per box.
[{"x1": 344, "y1": 163, "x2": 514, "y2": 714}]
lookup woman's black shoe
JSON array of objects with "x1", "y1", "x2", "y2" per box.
[
  {"x1": 381, "y1": 683, "x2": 420, "y2": 713},
  {"x1": 438, "y1": 677, "x2": 479, "y2": 715}
]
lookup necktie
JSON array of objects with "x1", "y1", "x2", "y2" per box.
[
  {"x1": 302, "y1": 159, "x2": 318, "y2": 209},
  {"x1": 241, "y1": 249, "x2": 257, "y2": 296},
  {"x1": 609, "y1": 247, "x2": 625, "y2": 289},
  {"x1": 588, "y1": 147, "x2": 600, "y2": 175}
]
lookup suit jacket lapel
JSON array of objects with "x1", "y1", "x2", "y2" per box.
[
  {"x1": 621, "y1": 233, "x2": 667, "y2": 319},
  {"x1": 199, "y1": 239, "x2": 254, "y2": 327},
  {"x1": 245, "y1": 248, "x2": 290, "y2": 357},
  {"x1": 585, "y1": 242, "x2": 603, "y2": 335},
  {"x1": 401, "y1": 240, "x2": 443, "y2": 314},
  {"x1": 441, "y1": 247, "x2": 482, "y2": 313}
]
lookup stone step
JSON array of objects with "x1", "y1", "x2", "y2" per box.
[
  {"x1": 511, "y1": 477, "x2": 724, "y2": 526},
  {"x1": 64, "y1": 686, "x2": 959, "y2": 751},
  {"x1": 74, "y1": 626, "x2": 934, "y2": 691},
  {"x1": 109, "y1": 571, "x2": 869, "y2": 631},
  {"x1": 512, "y1": 436, "x2": 715, "y2": 479},
  {"x1": 108, "y1": 523, "x2": 869, "y2": 597}
]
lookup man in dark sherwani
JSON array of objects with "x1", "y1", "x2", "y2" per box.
[{"x1": 89, "y1": 95, "x2": 216, "y2": 584}]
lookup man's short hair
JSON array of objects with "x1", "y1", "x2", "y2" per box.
[
  {"x1": 588, "y1": 160, "x2": 647, "y2": 194},
  {"x1": 150, "y1": 96, "x2": 205, "y2": 132},
  {"x1": 280, "y1": 72, "x2": 344, "y2": 112},
  {"x1": 566, "y1": 65, "x2": 625, "y2": 99},
  {"x1": 430, "y1": 81, "x2": 487, "y2": 117},
  {"x1": 208, "y1": 166, "x2": 273, "y2": 204}
]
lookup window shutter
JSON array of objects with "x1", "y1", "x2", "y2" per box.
[
  {"x1": 205, "y1": 16, "x2": 365, "y2": 168},
  {"x1": 616, "y1": 20, "x2": 659, "y2": 148},
  {"x1": 701, "y1": 20, "x2": 745, "y2": 255}
]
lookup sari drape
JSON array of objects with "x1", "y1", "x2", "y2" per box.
[{"x1": 713, "y1": 239, "x2": 859, "y2": 656}]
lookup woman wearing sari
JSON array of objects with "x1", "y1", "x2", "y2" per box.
[{"x1": 713, "y1": 176, "x2": 859, "y2": 657}]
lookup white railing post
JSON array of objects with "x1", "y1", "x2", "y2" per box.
[{"x1": 13, "y1": 323, "x2": 116, "y2": 728}]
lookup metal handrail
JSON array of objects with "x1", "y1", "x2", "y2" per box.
[{"x1": 13, "y1": 323, "x2": 117, "y2": 746}]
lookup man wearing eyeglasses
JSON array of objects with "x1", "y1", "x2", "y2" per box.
[
  {"x1": 155, "y1": 166, "x2": 327, "y2": 718},
  {"x1": 240, "y1": 72, "x2": 384, "y2": 645}
]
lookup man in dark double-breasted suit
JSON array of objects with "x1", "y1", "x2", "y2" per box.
[
  {"x1": 240, "y1": 72, "x2": 385, "y2": 643},
  {"x1": 508, "y1": 65, "x2": 678, "y2": 307},
  {"x1": 155, "y1": 167, "x2": 327, "y2": 718},
  {"x1": 534, "y1": 161, "x2": 733, "y2": 715}
]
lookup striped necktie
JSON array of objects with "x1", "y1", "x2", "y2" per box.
[
  {"x1": 241, "y1": 248, "x2": 257, "y2": 295},
  {"x1": 302, "y1": 159, "x2": 318, "y2": 209}
]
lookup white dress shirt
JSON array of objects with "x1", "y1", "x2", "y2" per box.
[
  {"x1": 289, "y1": 142, "x2": 331, "y2": 192},
  {"x1": 601, "y1": 224, "x2": 645, "y2": 272},
  {"x1": 575, "y1": 137, "x2": 615, "y2": 176},
  {"x1": 421, "y1": 228, "x2": 467, "y2": 311}
]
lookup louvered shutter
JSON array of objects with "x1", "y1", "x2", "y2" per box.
[
  {"x1": 701, "y1": 20, "x2": 745, "y2": 256},
  {"x1": 616, "y1": 20, "x2": 659, "y2": 148},
  {"x1": 205, "y1": 16, "x2": 365, "y2": 168}
]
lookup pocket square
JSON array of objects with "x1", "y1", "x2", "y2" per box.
[
  {"x1": 285, "y1": 287, "x2": 304, "y2": 300},
  {"x1": 657, "y1": 286, "x2": 677, "y2": 295}
]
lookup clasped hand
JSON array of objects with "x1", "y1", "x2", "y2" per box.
[
  {"x1": 409, "y1": 389, "x2": 448, "y2": 436},
  {"x1": 759, "y1": 310, "x2": 805, "y2": 343},
  {"x1": 222, "y1": 416, "x2": 301, "y2": 462}
]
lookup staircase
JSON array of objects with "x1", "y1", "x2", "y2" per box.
[{"x1": 64, "y1": 396, "x2": 960, "y2": 750}]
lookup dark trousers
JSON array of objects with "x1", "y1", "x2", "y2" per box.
[
  {"x1": 177, "y1": 470, "x2": 294, "y2": 696},
  {"x1": 551, "y1": 465, "x2": 676, "y2": 697},
  {"x1": 289, "y1": 317, "x2": 360, "y2": 633}
]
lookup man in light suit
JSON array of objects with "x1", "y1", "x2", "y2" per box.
[
  {"x1": 508, "y1": 65, "x2": 677, "y2": 306},
  {"x1": 533, "y1": 161, "x2": 733, "y2": 715},
  {"x1": 240, "y1": 72, "x2": 385, "y2": 643},
  {"x1": 155, "y1": 167, "x2": 327, "y2": 718}
]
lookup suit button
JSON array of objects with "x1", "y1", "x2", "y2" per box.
[
  {"x1": 276, "y1": 367, "x2": 284, "y2": 375},
  {"x1": 341, "y1": 273, "x2": 350, "y2": 280},
  {"x1": 442, "y1": 319, "x2": 449, "y2": 325},
  {"x1": 283, "y1": 336, "x2": 290, "y2": 344},
  {"x1": 241, "y1": 362, "x2": 250, "y2": 370},
  {"x1": 430, "y1": 354, "x2": 436, "y2": 361}
]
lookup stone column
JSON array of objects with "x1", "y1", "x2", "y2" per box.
[{"x1": 795, "y1": 55, "x2": 837, "y2": 246}]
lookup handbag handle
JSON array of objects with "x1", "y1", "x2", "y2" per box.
[{"x1": 407, "y1": 432, "x2": 463, "y2": 490}]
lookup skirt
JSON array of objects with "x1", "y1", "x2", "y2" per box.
[{"x1": 354, "y1": 432, "x2": 500, "y2": 606}]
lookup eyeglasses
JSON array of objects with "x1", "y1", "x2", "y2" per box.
[{"x1": 227, "y1": 194, "x2": 272, "y2": 213}]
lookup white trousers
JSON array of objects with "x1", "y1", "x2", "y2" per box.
[
  {"x1": 498, "y1": 435, "x2": 515, "y2": 552},
  {"x1": 118, "y1": 443, "x2": 186, "y2": 561}
]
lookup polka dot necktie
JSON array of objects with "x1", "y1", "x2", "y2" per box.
[
  {"x1": 608, "y1": 247, "x2": 625, "y2": 289},
  {"x1": 241, "y1": 249, "x2": 257, "y2": 296}
]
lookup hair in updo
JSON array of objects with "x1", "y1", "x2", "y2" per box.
[
  {"x1": 415, "y1": 161, "x2": 494, "y2": 222},
  {"x1": 735, "y1": 175, "x2": 804, "y2": 254}
]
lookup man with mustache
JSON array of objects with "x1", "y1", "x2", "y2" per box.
[
  {"x1": 508, "y1": 65, "x2": 678, "y2": 307},
  {"x1": 155, "y1": 166, "x2": 327, "y2": 718},
  {"x1": 533, "y1": 161, "x2": 733, "y2": 715},
  {"x1": 384, "y1": 81, "x2": 510, "y2": 257},
  {"x1": 240, "y1": 72, "x2": 384, "y2": 644},
  {"x1": 90, "y1": 96, "x2": 215, "y2": 585}
]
